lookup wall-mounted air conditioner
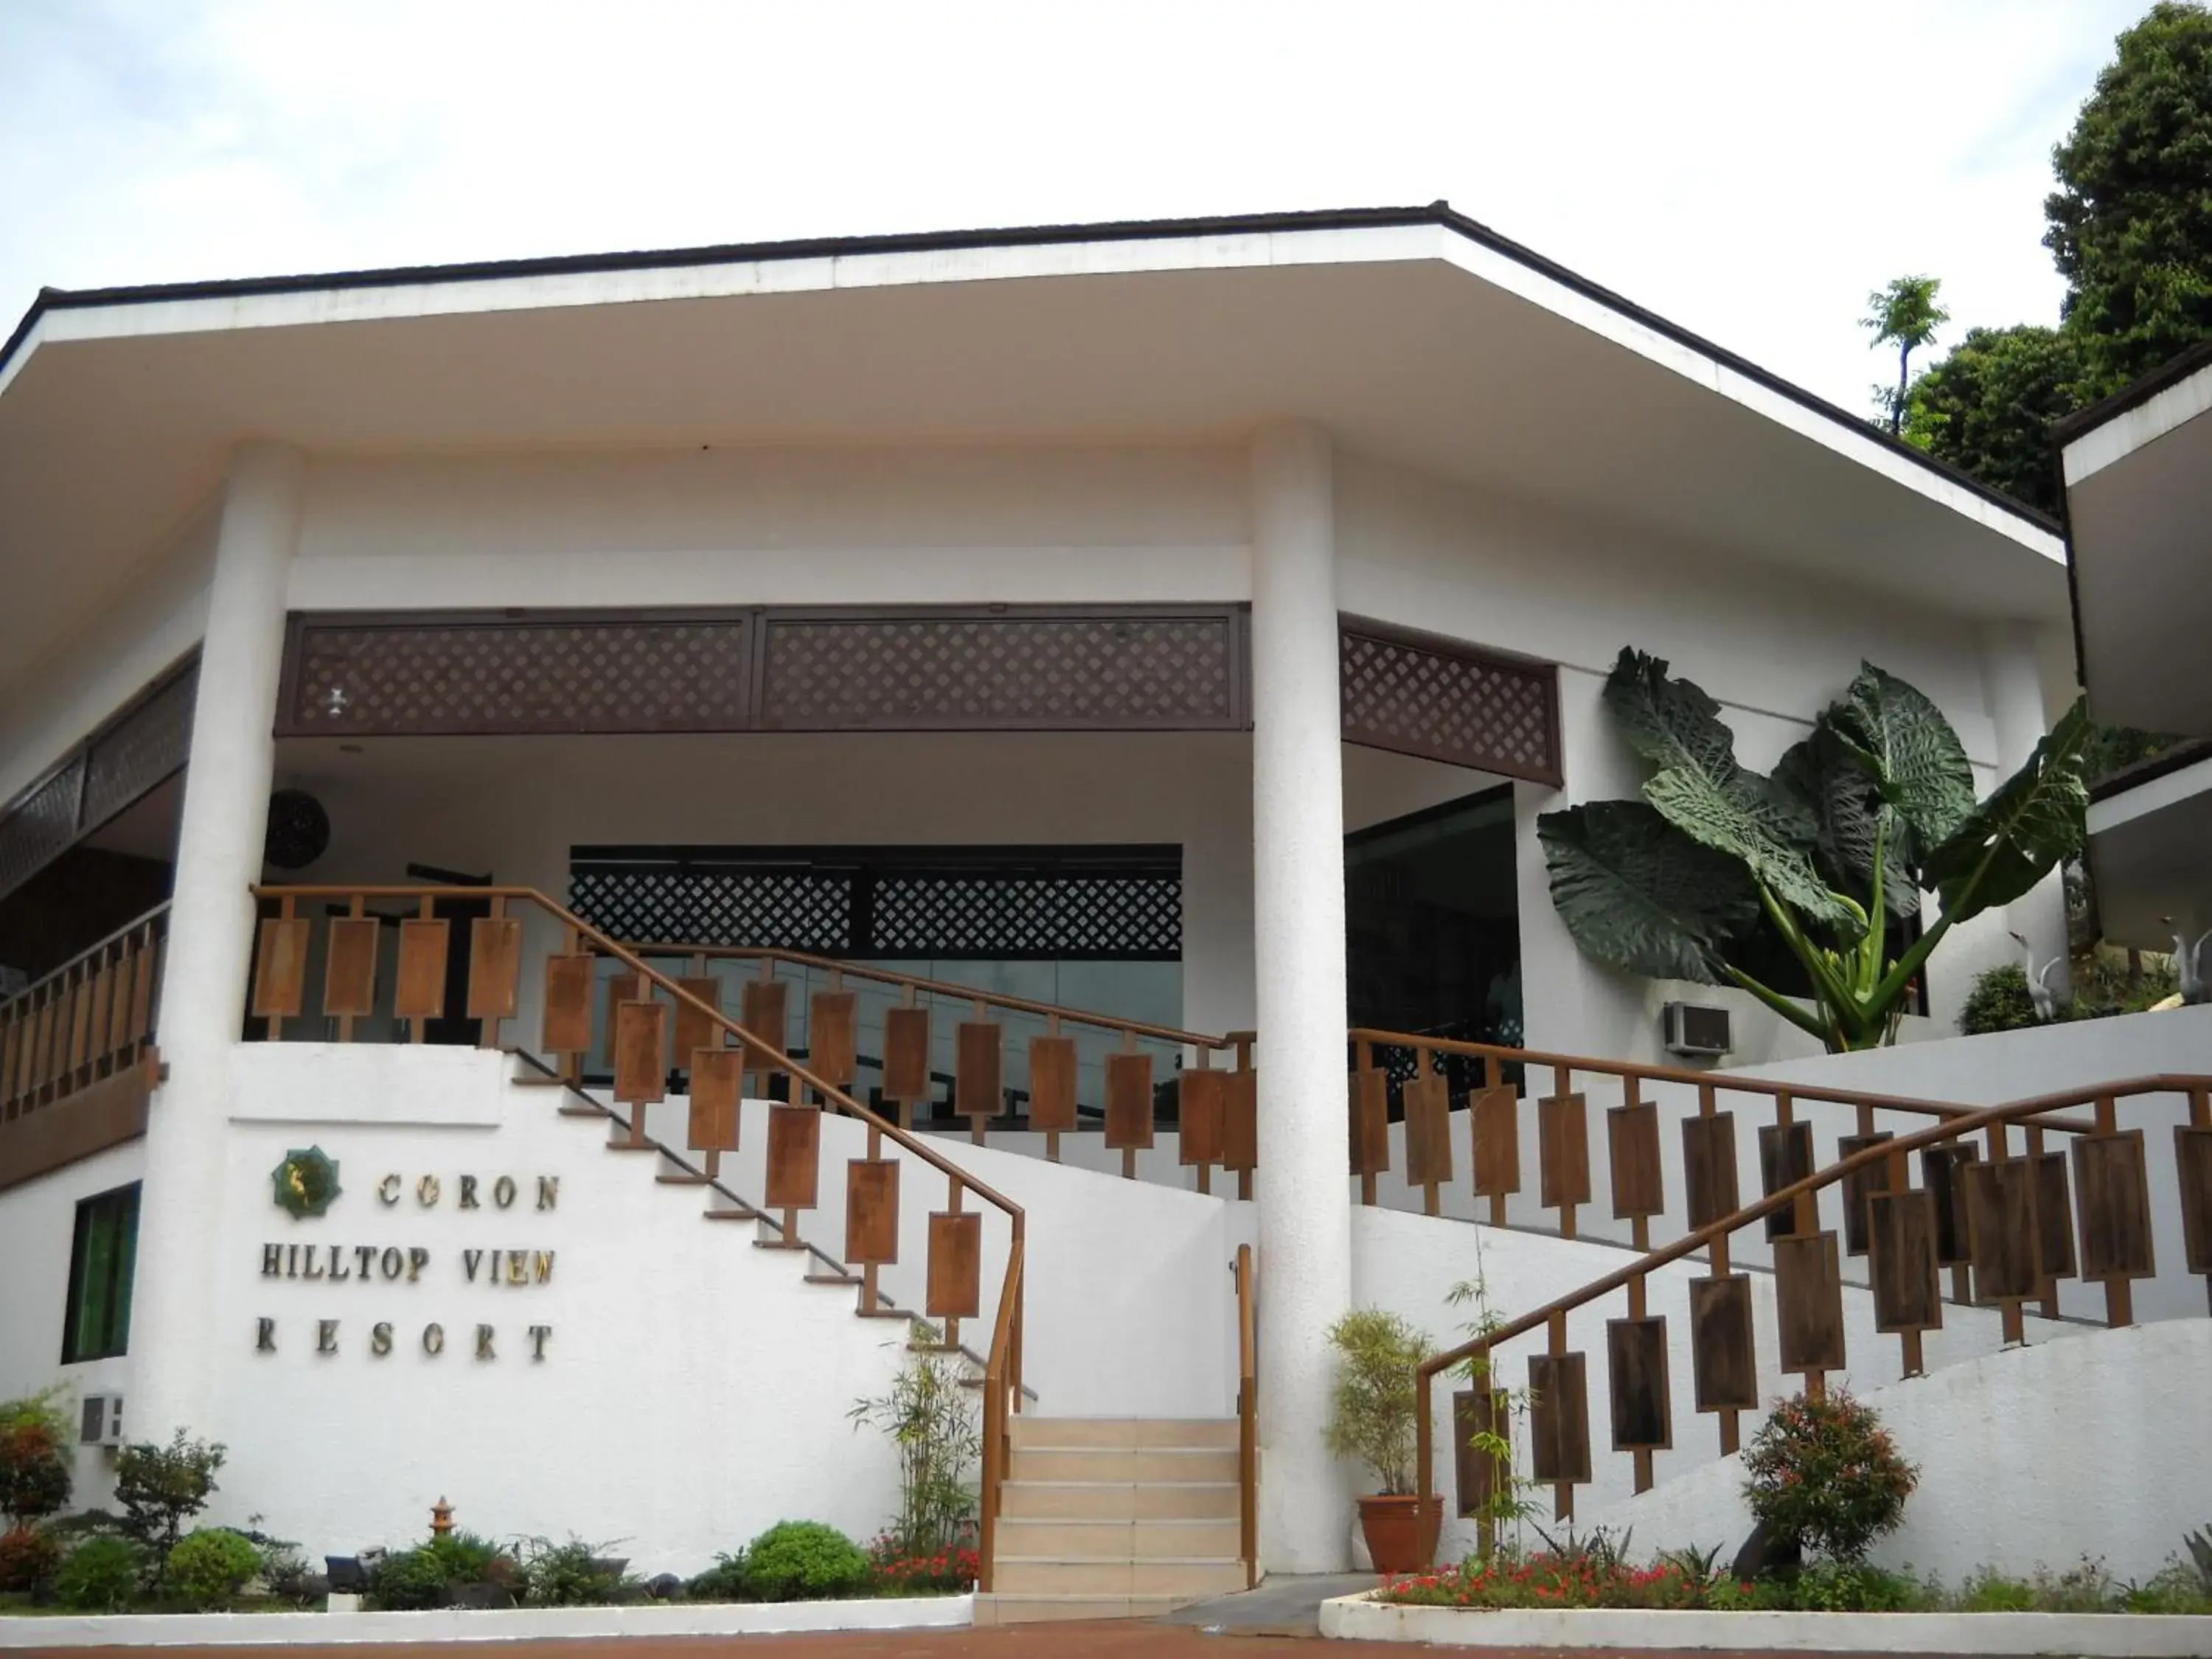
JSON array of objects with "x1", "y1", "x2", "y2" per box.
[
  {"x1": 1663, "y1": 1001, "x2": 1732, "y2": 1059},
  {"x1": 79, "y1": 1394, "x2": 123, "y2": 1447}
]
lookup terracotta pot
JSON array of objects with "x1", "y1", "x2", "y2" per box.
[{"x1": 1357, "y1": 1493, "x2": 1443, "y2": 1574}]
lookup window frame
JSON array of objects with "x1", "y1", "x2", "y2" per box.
[{"x1": 60, "y1": 1180, "x2": 139, "y2": 1365}]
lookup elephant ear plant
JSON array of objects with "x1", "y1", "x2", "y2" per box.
[{"x1": 1539, "y1": 648, "x2": 2092, "y2": 1052}]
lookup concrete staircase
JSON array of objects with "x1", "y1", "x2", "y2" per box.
[{"x1": 976, "y1": 1416, "x2": 1249, "y2": 1625}]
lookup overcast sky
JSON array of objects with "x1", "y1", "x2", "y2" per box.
[{"x1": 0, "y1": 1, "x2": 2151, "y2": 418}]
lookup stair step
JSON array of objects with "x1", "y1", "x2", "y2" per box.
[
  {"x1": 1009, "y1": 1417, "x2": 1237, "y2": 1450},
  {"x1": 992, "y1": 1557, "x2": 1246, "y2": 1597},
  {"x1": 996, "y1": 1517, "x2": 1240, "y2": 1558},
  {"x1": 605, "y1": 1141, "x2": 660, "y2": 1152},
  {"x1": 556, "y1": 1102, "x2": 606, "y2": 1117},
  {"x1": 998, "y1": 1481, "x2": 1239, "y2": 1522},
  {"x1": 512, "y1": 1074, "x2": 573, "y2": 1088},
  {"x1": 804, "y1": 1273, "x2": 861, "y2": 1287},
  {"x1": 751, "y1": 1238, "x2": 810, "y2": 1251},
  {"x1": 1009, "y1": 1447, "x2": 1237, "y2": 1484},
  {"x1": 973, "y1": 1592, "x2": 1202, "y2": 1627},
  {"x1": 655, "y1": 1172, "x2": 712, "y2": 1186}
]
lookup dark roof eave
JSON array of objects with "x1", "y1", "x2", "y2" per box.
[
  {"x1": 0, "y1": 200, "x2": 2061, "y2": 536},
  {"x1": 2053, "y1": 337, "x2": 2212, "y2": 448}
]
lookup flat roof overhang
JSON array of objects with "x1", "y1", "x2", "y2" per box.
[
  {"x1": 2086, "y1": 740, "x2": 2212, "y2": 945},
  {"x1": 0, "y1": 205, "x2": 2067, "y2": 706},
  {"x1": 2060, "y1": 343, "x2": 2212, "y2": 736}
]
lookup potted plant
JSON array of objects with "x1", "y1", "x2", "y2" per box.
[{"x1": 1325, "y1": 1308, "x2": 1439, "y2": 1573}]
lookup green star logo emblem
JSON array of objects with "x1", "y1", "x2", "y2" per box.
[{"x1": 271, "y1": 1147, "x2": 342, "y2": 1220}]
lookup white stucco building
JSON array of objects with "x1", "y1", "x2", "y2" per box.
[{"x1": 10, "y1": 206, "x2": 2160, "y2": 1615}]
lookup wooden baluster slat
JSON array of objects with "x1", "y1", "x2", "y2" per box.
[
  {"x1": 1609, "y1": 1276, "x2": 1668, "y2": 1494},
  {"x1": 1404, "y1": 1048, "x2": 1451, "y2": 1217},
  {"x1": 688, "y1": 1046, "x2": 743, "y2": 1181},
  {"x1": 1528, "y1": 1312, "x2": 1588, "y2": 1520},
  {"x1": 1869, "y1": 1137, "x2": 1938, "y2": 1377},
  {"x1": 928, "y1": 1183, "x2": 982, "y2": 1352},
  {"x1": 765, "y1": 1100, "x2": 822, "y2": 1240},
  {"x1": 542, "y1": 950, "x2": 595, "y2": 1059},
  {"x1": 1837, "y1": 1131, "x2": 1894, "y2": 1257},
  {"x1": 1349, "y1": 1038, "x2": 1386, "y2": 1206},
  {"x1": 1104, "y1": 1038, "x2": 1153, "y2": 1180},
  {"x1": 957, "y1": 1006, "x2": 1002, "y2": 1146},
  {"x1": 2177, "y1": 1085, "x2": 2212, "y2": 1315},
  {"x1": 128, "y1": 927, "x2": 159, "y2": 1054},
  {"x1": 810, "y1": 988, "x2": 860, "y2": 1093},
  {"x1": 396, "y1": 902, "x2": 448, "y2": 1042},
  {"x1": 1760, "y1": 1114, "x2": 1817, "y2": 1241},
  {"x1": 1029, "y1": 1024, "x2": 1077, "y2": 1161},
  {"x1": 670, "y1": 976, "x2": 724, "y2": 1082},
  {"x1": 883, "y1": 995, "x2": 931, "y2": 1130},
  {"x1": 465, "y1": 897, "x2": 522, "y2": 1048},
  {"x1": 2075, "y1": 1095, "x2": 2151, "y2": 1329},
  {"x1": 611, "y1": 998, "x2": 668, "y2": 1150},
  {"x1": 1608, "y1": 1074, "x2": 1662, "y2": 1249},
  {"x1": 1180, "y1": 1051, "x2": 1223, "y2": 1195},
  {"x1": 1964, "y1": 1155, "x2": 2037, "y2": 1346},
  {"x1": 251, "y1": 897, "x2": 310, "y2": 1035},
  {"x1": 846, "y1": 1155, "x2": 900, "y2": 1279},
  {"x1": 85, "y1": 964, "x2": 114, "y2": 1079},
  {"x1": 1538, "y1": 1078, "x2": 1590, "y2": 1240},
  {"x1": 1688, "y1": 1265, "x2": 1756, "y2": 1457},
  {"x1": 1225, "y1": 1037, "x2": 1257, "y2": 1201},
  {"x1": 1775, "y1": 1228, "x2": 1847, "y2": 1393},
  {"x1": 324, "y1": 898, "x2": 379, "y2": 1042},
  {"x1": 741, "y1": 974, "x2": 790, "y2": 1102},
  {"x1": 1924, "y1": 1141, "x2": 1983, "y2": 1304},
  {"x1": 1470, "y1": 1074, "x2": 1520, "y2": 1227}
]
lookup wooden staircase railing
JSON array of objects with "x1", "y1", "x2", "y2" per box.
[
  {"x1": 1412, "y1": 1073, "x2": 2212, "y2": 1561},
  {"x1": 1234, "y1": 1241, "x2": 1259, "y2": 1589},
  {"x1": 1351, "y1": 1027, "x2": 2098, "y2": 1281},
  {"x1": 246, "y1": 884, "x2": 1029, "y2": 1590},
  {"x1": 606, "y1": 939, "x2": 1258, "y2": 1194},
  {"x1": 1, "y1": 902, "x2": 168, "y2": 1186}
]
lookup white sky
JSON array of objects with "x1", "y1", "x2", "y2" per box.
[{"x1": 0, "y1": 0, "x2": 2148, "y2": 417}]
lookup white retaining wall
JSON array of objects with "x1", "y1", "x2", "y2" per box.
[{"x1": 1585, "y1": 1319, "x2": 2212, "y2": 1585}]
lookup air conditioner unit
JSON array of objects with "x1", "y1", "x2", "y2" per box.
[
  {"x1": 1663, "y1": 1002, "x2": 1732, "y2": 1059},
  {"x1": 79, "y1": 1394, "x2": 123, "y2": 1448}
]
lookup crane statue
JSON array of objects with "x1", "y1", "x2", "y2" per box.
[
  {"x1": 2165, "y1": 918, "x2": 2212, "y2": 1006},
  {"x1": 2007, "y1": 931, "x2": 2065, "y2": 1023}
]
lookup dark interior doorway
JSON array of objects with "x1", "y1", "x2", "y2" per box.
[{"x1": 1345, "y1": 786, "x2": 1520, "y2": 1046}]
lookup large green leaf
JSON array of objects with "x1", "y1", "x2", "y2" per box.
[
  {"x1": 1603, "y1": 649, "x2": 1850, "y2": 930},
  {"x1": 1830, "y1": 663, "x2": 1975, "y2": 860},
  {"x1": 1923, "y1": 697, "x2": 2093, "y2": 926},
  {"x1": 1773, "y1": 723, "x2": 1919, "y2": 918},
  {"x1": 1538, "y1": 801, "x2": 1761, "y2": 984}
]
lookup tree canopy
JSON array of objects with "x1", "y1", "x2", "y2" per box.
[{"x1": 1893, "y1": 3, "x2": 2212, "y2": 512}]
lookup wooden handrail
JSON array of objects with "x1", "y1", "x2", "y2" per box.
[
  {"x1": 1234, "y1": 1242, "x2": 1258, "y2": 1590},
  {"x1": 617, "y1": 939, "x2": 1234, "y2": 1053},
  {"x1": 1411, "y1": 1071, "x2": 2212, "y2": 1545},
  {"x1": 0, "y1": 900, "x2": 172, "y2": 1019},
  {"x1": 1, "y1": 901, "x2": 170, "y2": 1122},
  {"x1": 978, "y1": 1234, "x2": 1024, "y2": 1594},
  {"x1": 253, "y1": 883, "x2": 1028, "y2": 1583}
]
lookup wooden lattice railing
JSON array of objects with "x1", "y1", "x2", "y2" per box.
[
  {"x1": 608, "y1": 939, "x2": 1258, "y2": 1194},
  {"x1": 246, "y1": 885, "x2": 1029, "y2": 1588},
  {"x1": 1411, "y1": 1074, "x2": 2212, "y2": 1561},
  {"x1": 1351, "y1": 1029, "x2": 2098, "y2": 1293},
  {"x1": 1, "y1": 902, "x2": 167, "y2": 1126}
]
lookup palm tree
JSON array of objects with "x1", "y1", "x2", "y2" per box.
[{"x1": 1863, "y1": 275, "x2": 1948, "y2": 434}]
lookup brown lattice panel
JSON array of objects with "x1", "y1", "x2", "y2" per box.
[
  {"x1": 756, "y1": 610, "x2": 1244, "y2": 731},
  {"x1": 280, "y1": 614, "x2": 755, "y2": 736},
  {"x1": 1339, "y1": 616, "x2": 1561, "y2": 784}
]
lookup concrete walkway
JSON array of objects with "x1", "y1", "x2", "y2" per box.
[{"x1": 1155, "y1": 1573, "x2": 1378, "y2": 1635}]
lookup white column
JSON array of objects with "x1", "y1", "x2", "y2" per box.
[
  {"x1": 1248, "y1": 422, "x2": 1354, "y2": 1571},
  {"x1": 130, "y1": 442, "x2": 304, "y2": 1441},
  {"x1": 1978, "y1": 621, "x2": 2070, "y2": 991}
]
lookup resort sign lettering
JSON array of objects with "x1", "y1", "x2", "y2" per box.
[{"x1": 255, "y1": 1147, "x2": 560, "y2": 1363}]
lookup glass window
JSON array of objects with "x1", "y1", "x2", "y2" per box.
[{"x1": 62, "y1": 1183, "x2": 139, "y2": 1364}]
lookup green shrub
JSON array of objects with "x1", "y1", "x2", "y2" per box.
[
  {"x1": 684, "y1": 1551, "x2": 751, "y2": 1602},
  {"x1": 0, "y1": 1391, "x2": 74, "y2": 1528},
  {"x1": 369, "y1": 1547, "x2": 452, "y2": 1611},
  {"x1": 1958, "y1": 964, "x2": 2043, "y2": 1034},
  {"x1": 517, "y1": 1536, "x2": 627, "y2": 1607},
  {"x1": 164, "y1": 1528, "x2": 262, "y2": 1611},
  {"x1": 2124, "y1": 1560, "x2": 2212, "y2": 1615},
  {"x1": 0, "y1": 1524, "x2": 61, "y2": 1593},
  {"x1": 53, "y1": 1536, "x2": 143, "y2": 1613},
  {"x1": 742, "y1": 1522, "x2": 869, "y2": 1602},
  {"x1": 1785, "y1": 1561, "x2": 1929, "y2": 1611},
  {"x1": 1955, "y1": 1567, "x2": 2034, "y2": 1611},
  {"x1": 1741, "y1": 1391, "x2": 1917, "y2": 1562},
  {"x1": 114, "y1": 1431, "x2": 225, "y2": 1555},
  {"x1": 423, "y1": 1530, "x2": 502, "y2": 1584}
]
